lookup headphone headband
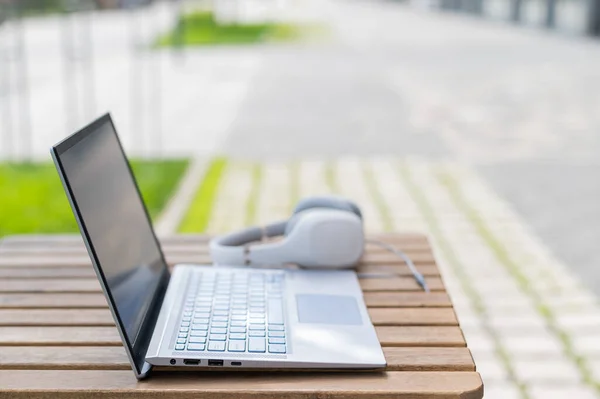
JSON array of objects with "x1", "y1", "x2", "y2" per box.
[{"x1": 210, "y1": 221, "x2": 288, "y2": 266}]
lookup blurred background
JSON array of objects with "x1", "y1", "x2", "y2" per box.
[{"x1": 2, "y1": 0, "x2": 600, "y2": 396}]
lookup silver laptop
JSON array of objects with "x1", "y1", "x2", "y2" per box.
[{"x1": 51, "y1": 113, "x2": 386, "y2": 379}]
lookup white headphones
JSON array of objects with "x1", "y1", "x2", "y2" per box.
[{"x1": 210, "y1": 196, "x2": 364, "y2": 269}]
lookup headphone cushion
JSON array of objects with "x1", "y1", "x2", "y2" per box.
[{"x1": 292, "y1": 195, "x2": 362, "y2": 219}]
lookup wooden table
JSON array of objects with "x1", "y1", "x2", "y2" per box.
[{"x1": 0, "y1": 233, "x2": 483, "y2": 398}]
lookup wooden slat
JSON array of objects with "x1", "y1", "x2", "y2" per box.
[
  {"x1": 0, "y1": 264, "x2": 441, "y2": 279},
  {"x1": 356, "y1": 263, "x2": 439, "y2": 276},
  {"x1": 0, "y1": 267, "x2": 97, "y2": 279},
  {"x1": 0, "y1": 245, "x2": 207, "y2": 257},
  {"x1": 0, "y1": 235, "x2": 210, "y2": 247},
  {"x1": 0, "y1": 326, "x2": 466, "y2": 347},
  {"x1": 0, "y1": 308, "x2": 457, "y2": 327},
  {"x1": 0, "y1": 257, "x2": 93, "y2": 268},
  {"x1": 361, "y1": 253, "x2": 436, "y2": 264},
  {"x1": 0, "y1": 327, "x2": 122, "y2": 346},
  {"x1": 0, "y1": 293, "x2": 108, "y2": 308},
  {"x1": 369, "y1": 308, "x2": 457, "y2": 326},
  {"x1": 0, "y1": 279, "x2": 101, "y2": 293},
  {"x1": 0, "y1": 291, "x2": 451, "y2": 309},
  {"x1": 359, "y1": 277, "x2": 444, "y2": 292},
  {"x1": 0, "y1": 346, "x2": 474, "y2": 372},
  {"x1": 0, "y1": 233, "x2": 428, "y2": 247},
  {"x1": 0, "y1": 370, "x2": 483, "y2": 398},
  {"x1": 0, "y1": 309, "x2": 114, "y2": 326},
  {"x1": 0, "y1": 277, "x2": 444, "y2": 293},
  {"x1": 376, "y1": 326, "x2": 465, "y2": 347},
  {"x1": 0, "y1": 244, "x2": 434, "y2": 257},
  {"x1": 363, "y1": 292, "x2": 451, "y2": 308}
]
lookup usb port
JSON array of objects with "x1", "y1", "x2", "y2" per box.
[
  {"x1": 208, "y1": 359, "x2": 224, "y2": 366},
  {"x1": 183, "y1": 359, "x2": 200, "y2": 365},
  {"x1": 231, "y1": 361, "x2": 242, "y2": 366}
]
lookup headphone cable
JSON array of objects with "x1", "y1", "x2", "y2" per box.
[{"x1": 359, "y1": 239, "x2": 430, "y2": 293}]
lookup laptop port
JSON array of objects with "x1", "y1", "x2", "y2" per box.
[
  {"x1": 231, "y1": 361, "x2": 242, "y2": 366},
  {"x1": 208, "y1": 359, "x2": 224, "y2": 366},
  {"x1": 183, "y1": 359, "x2": 200, "y2": 365}
]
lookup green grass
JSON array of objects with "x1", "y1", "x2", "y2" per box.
[
  {"x1": 178, "y1": 157, "x2": 228, "y2": 233},
  {"x1": 244, "y1": 164, "x2": 263, "y2": 226},
  {"x1": 155, "y1": 10, "x2": 307, "y2": 47},
  {"x1": 0, "y1": 159, "x2": 189, "y2": 237}
]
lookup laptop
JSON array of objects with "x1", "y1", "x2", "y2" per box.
[{"x1": 51, "y1": 113, "x2": 386, "y2": 379}]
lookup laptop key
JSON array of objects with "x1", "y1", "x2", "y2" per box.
[
  {"x1": 188, "y1": 343, "x2": 205, "y2": 351},
  {"x1": 178, "y1": 333, "x2": 188, "y2": 338},
  {"x1": 179, "y1": 327, "x2": 189, "y2": 332},
  {"x1": 189, "y1": 336, "x2": 207, "y2": 344},
  {"x1": 267, "y1": 299, "x2": 284, "y2": 325},
  {"x1": 176, "y1": 338, "x2": 186, "y2": 344},
  {"x1": 191, "y1": 324, "x2": 209, "y2": 331},
  {"x1": 269, "y1": 331, "x2": 285, "y2": 338},
  {"x1": 211, "y1": 321, "x2": 227, "y2": 328},
  {"x1": 190, "y1": 330, "x2": 208, "y2": 337},
  {"x1": 229, "y1": 333, "x2": 246, "y2": 340},
  {"x1": 211, "y1": 327, "x2": 227, "y2": 334},
  {"x1": 248, "y1": 337, "x2": 266, "y2": 353},
  {"x1": 231, "y1": 320, "x2": 246, "y2": 327},
  {"x1": 249, "y1": 324, "x2": 265, "y2": 330},
  {"x1": 228, "y1": 340, "x2": 246, "y2": 352},
  {"x1": 268, "y1": 344, "x2": 286, "y2": 354},
  {"x1": 175, "y1": 344, "x2": 185, "y2": 350},
  {"x1": 269, "y1": 337, "x2": 285, "y2": 344},
  {"x1": 268, "y1": 325, "x2": 284, "y2": 331},
  {"x1": 209, "y1": 333, "x2": 226, "y2": 341},
  {"x1": 249, "y1": 330, "x2": 265, "y2": 337},
  {"x1": 213, "y1": 310, "x2": 229, "y2": 317},
  {"x1": 230, "y1": 327, "x2": 246, "y2": 333}
]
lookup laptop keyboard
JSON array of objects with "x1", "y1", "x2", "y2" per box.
[{"x1": 175, "y1": 271, "x2": 287, "y2": 354}]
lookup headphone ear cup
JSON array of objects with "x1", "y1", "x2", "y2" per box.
[
  {"x1": 284, "y1": 209, "x2": 364, "y2": 268},
  {"x1": 293, "y1": 196, "x2": 362, "y2": 219},
  {"x1": 284, "y1": 212, "x2": 304, "y2": 236}
]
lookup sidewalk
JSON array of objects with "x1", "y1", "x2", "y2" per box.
[{"x1": 162, "y1": 157, "x2": 600, "y2": 399}]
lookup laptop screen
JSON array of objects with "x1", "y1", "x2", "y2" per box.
[{"x1": 51, "y1": 114, "x2": 169, "y2": 377}]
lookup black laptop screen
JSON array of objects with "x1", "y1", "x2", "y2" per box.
[{"x1": 52, "y1": 115, "x2": 168, "y2": 375}]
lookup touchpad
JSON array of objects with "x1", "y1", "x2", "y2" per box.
[{"x1": 296, "y1": 294, "x2": 363, "y2": 325}]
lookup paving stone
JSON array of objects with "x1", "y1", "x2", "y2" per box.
[
  {"x1": 481, "y1": 382, "x2": 522, "y2": 399},
  {"x1": 527, "y1": 384, "x2": 599, "y2": 399},
  {"x1": 499, "y1": 334, "x2": 565, "y2": 358},
  {"x1": 475, "y1": 356, "x2": 511, "y2": 383},
  {"x1": 585, "y1": 359, "x2": 600, "y2": 383},
  {"x1": 571, "y1": 334, "x2": 600, "y2": 356},
  {"x1": 487, "y1": 315, "x2": 549, "y2": 332},
  {"x1": 554, "y1": 312, "x2": 600, "y2": 335},
  {"x1": 463, "y1": 330, "x2": 497, "y2": 353},
  {"x1": 481, "y1": 300, "x2": 539, "y2": 316},
  {"x1": 512, "y1": 357, "x2": 582, "y2": 384}
]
